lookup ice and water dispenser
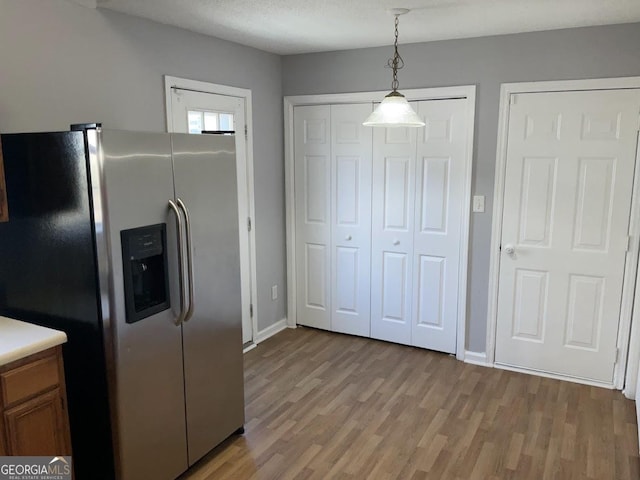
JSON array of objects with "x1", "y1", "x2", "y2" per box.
[{"x1": 121, "y1": 224, "x2": 170, "y2": 323}]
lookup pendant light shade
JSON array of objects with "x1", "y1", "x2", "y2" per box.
[
  {"x1": 363, "y1": 9, "x2": 425, "y2": 128},
  {"x1": 363, "y1": 91, "x2": 425, "y2": 127}
]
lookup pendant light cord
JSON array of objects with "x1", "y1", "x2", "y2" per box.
[{"x1": 386, "y1": 15, "x2": 405, "y2": 93}]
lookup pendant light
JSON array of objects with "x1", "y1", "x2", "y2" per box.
[{"x1": 363, "y1": 9, "x2": 425, "y2": 128}]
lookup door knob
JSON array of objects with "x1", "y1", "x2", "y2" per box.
[
  {"x1": 345, "y1": 235, "x2": 352, "y2": 241},
  {"x1": 393, "y1": 239, "x2": 400, "y2": 246},
  {"x1": 503, "y1": 244, "x2": 515, "y2": 255}
]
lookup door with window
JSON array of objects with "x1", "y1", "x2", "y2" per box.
[
  {"x1": 495, "y1": 88, "x2": 640, "y2": 384},
  {"x1": 169, "y1": 88, "x2": 254, "y2": 345}
]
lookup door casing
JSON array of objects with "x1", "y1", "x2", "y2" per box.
[
  {"x1": 487, "y1": 77, "x2": 640, "y2": 390},
  {"x1": 284, "y1": 86, "x2": 476, "y2": 360}
]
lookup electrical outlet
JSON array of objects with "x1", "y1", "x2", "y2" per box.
[
  {"x1": 473, "y1": 195, "x2": 485, "y2": 213},
  {"x1": 271, "y1": 285, "x2": 278, "y2": 301}
]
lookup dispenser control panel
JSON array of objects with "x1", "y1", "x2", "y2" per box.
[{"x1": 121, "y1": 224, "x2": 170, "y2": 323}]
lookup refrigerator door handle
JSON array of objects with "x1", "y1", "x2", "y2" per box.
[
  {"x1": 177, "y1": 198, "x2": 195, "y2": 322},
  {"x1": 169, "y1": 200, "x2": 187, "y2": 326}
]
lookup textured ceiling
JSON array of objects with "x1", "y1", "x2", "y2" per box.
[{"x1": 96, "y1": 0, "x2": 640, "y2": 55}]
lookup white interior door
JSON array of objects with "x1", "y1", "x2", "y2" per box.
[
  {"x1": 411, "y1": 99, "x2": 468, "y2": 353},
  {"x1": 495, "y1": 89, "x2": 640, "y2": 384},
  {"x1": 330, "y1": 104, "x2": 373, "y2": 337},
  {"x1": 371, "y1": 120, "x2": 418, "y2": 345},
  {"x1": 637, "y1": 356, "x2": 640, "y2": 449},
  {"x1": 169, "y1": 88, "x2": 254, "y2": 344},
  {"x1": 294, "y1": 105, "x2": 332, "y2": 330}
]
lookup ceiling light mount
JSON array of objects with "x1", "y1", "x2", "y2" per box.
[
  {"x1": 388, "y1": 8, "x2": 410, "y2": 16},
  {"x1": 363, "y1": 8, "x2": 425, "y2": 128}
]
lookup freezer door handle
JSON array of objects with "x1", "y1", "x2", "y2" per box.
[
  {"x1": 169, "y1": 200, "x2": 187, "y2": 326},
  {"x1": 177, "y1": 198, "x2": 195, "y2": 322}
]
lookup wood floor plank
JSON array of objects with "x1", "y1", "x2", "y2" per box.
[{"x1": 180, "y1": 327, "x2": 640, "y2": 480}]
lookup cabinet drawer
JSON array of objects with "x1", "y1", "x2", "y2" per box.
[{"x1": 1, "y1": 354, "x2": 60, "y2": 407}]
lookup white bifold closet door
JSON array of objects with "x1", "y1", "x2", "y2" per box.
[
  {"x1": 370, "y1": 123, "x2": 417, "y2": 345},
  {"x1": 295, "y1": 99, "x2": 467, "y2": 354},
  {"x1": 412, "y1": 99, "x2": 468, "y2": 352},
  {"x1": 294, "y1": 104, "x2": 373, "y2": 336},
  {"x1": 295, "y1": 105, "x2": 331, "y2": 330},
  {"x1": 330, "y1": 104, "x2": 373, "y2": 336},
  {"x1": 371, "y1": 99, "x2": 468, "y2": 353}
]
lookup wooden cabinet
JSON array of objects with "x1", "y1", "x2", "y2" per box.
[
  {"x1": 0, "y1": 137, "x2": 7, "y2": 222},
  {"x1": 0, "y1": 346, "x2": 71, "y2": 456},
  {"x1": 0, "y1": 413, "x2": 6, "y2": 456}
]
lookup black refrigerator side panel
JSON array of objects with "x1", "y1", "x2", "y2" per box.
[{"x1": 0, "y1": 132, "x2": 115, "y2": 480}]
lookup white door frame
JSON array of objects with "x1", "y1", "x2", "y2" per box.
[
  {"x1": 486, "y1": 77, "x2": 640, "y2": 389},
  {"x1": 284, "y1": 85, "x2": 476, "y2": 360},
  {"x1": 164, "y1": 75, "x2": 259, "y2": 345}
]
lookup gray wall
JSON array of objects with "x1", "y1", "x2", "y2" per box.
[
  {"x1": 0, "y1": 0, "x2": 286, "y2": 332},
  {"x1": 282, "y1": 23, "x2": 640, "y2": 352},
  {"x1": 3, "y1": 0, "x2": 640, "y2": 351}
]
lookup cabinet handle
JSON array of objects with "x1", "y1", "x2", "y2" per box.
[
  {"x1": 345, "y1": 235, "x2": 352, "y2": 241},
  {"x1": 393, "y1": 239, "x2": 400, "y2": 246}
]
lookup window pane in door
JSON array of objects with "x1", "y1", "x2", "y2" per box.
[
  {"x1": 204, "y1": 112, "x2": 219, "y2": 131},
  {"x1": 188, "y1": 111, "x2": 203, "y2": 134},
  {"x1": 219, "y1": 113, "x2": 234, "y2": 131}
]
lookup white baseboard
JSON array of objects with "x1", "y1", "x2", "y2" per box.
[
  {"x1": 254, "y1": 317, "x2": 288, "y2": 344},
  {"x1": 464, "y1": 351, "x2": 490, "y2": 367}
]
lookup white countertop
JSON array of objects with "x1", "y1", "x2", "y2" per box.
[{"x1": 0, "y1": 316, "x2": 67, "y2": 367}]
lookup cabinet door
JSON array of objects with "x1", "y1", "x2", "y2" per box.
[
  {"x1": 371, "y1": 121, "x2": 418, "y2": 345},
  {"x1": 4, "y1": 389, "x2": 70, "y2": 456},
  {"x1": 0, "y1": 137, "x2": 8, "y2": 222},
  {"x1": 0, "y1": 415, "x2": 6, "y2": 456},
  {"x1": 294, "y1": 105, "x2": 332, "y2": 330},
  {"x1": 330, "y1": 104, "x2": 373, "y2": 337}
]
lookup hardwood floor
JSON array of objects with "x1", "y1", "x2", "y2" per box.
[{"x1": 181, "y1": 327, "x2": 640, "y2": 480}]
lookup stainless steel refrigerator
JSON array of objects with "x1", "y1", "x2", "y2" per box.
[{"x1": 0, "y1": 126, "x2": 245, "y2": 479}]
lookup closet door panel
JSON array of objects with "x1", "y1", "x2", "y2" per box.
[
  {"x1": 294, "y1": 98, "x2": 471, "y2": 355},
  {"x1": 295, "y1": 106, "x2": 331, "y2": 330},
  {"x1": 371, "y1": 116, "x2": 418, "y2": 345},
  {"x1": 331, "y1": 104, "x2": 373, "y2": 337},
  {"x1": 412, "y1": 99, "x2": 467, "y2": 353}
]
